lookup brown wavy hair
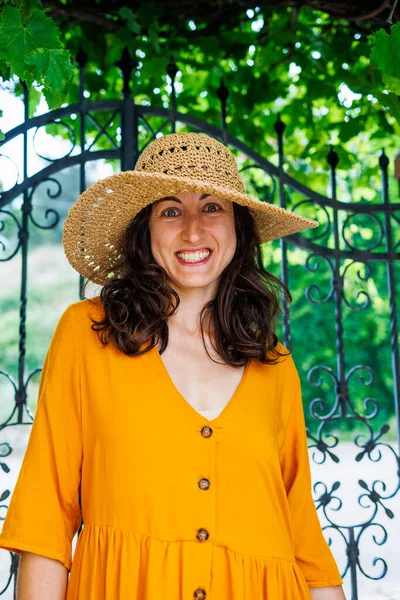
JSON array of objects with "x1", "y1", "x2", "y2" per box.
[{"x1": 82, "y1": 200, "x2": 292, "y2": 366}]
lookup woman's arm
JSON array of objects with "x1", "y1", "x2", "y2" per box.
[
  {"x1": 310, "y1": 585, "x2": 347, "y2": 599},
  {"x1": 0, "y1": 305, "x2": 83, "y2": 574},
  {"x1": 17, "y1": 551, "x2": 68, "y2": 600}
]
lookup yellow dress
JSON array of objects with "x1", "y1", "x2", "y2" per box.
[{"x1": 0, "y1": 298, "x2": 343, "y2": 599}]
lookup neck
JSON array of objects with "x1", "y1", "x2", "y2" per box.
[{"x1": 167, "y1": 283, "x2": 216, "y2": 336}]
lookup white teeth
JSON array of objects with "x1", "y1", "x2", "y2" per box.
[{"x1": 176, "y1": 250, "x2": 211, "y2": 263}]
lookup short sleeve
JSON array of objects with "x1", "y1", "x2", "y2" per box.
[
  {"x1": 279, "y1": 369, "x2": 344, "y2": 589},
  {"x1": 0, "y1": 304, "x2": 83, "y2": 571}
]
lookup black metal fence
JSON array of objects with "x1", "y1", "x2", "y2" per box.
[{"x1": 0, "y1": 48, "x2": 399, "y2": 600}]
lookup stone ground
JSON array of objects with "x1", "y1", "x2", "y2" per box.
[{"x1": 0, "y1": 426, "x2": 398, "y2": 599}]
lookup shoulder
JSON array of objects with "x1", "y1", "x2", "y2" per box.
[
  {"x1": 55, "y1": 295, "x2": 104, "y2": 337},
  {"x1": 272, "y1": 342, "x2": 303, "y2": 442},
  {"x1": 262, "y1": 340, "x2": 301, "y2": 408},
  {"x1": 267, "y1": 340, "x2": 299, "y2": 376},
  {"x1": 59, "y1": 297, "x2": 152, "y2": 355}
]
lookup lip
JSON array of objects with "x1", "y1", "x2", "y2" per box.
[
  {"x1": 175, "y1": 247, "x2": 211, "y2": 253},
  {"x1": 175, "y1": 249, "x2": 213, "y2": 266}
]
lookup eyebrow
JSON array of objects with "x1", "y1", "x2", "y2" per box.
[{"x1": 152, "y1": 193, "x2": 211, "y2": 206}]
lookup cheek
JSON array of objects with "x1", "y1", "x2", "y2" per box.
[
  {"x1": 149, "y1": 222, "x2": 177, "y2": 260},
  {"x1": 214, "y1": 220, "x2": 236, "y2": 252},
  {"x1": 224, "y1": 226, "x2": 237, "y2": 262}
]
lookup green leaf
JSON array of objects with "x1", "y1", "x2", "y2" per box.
[
  {"x1": 148, "y1": 21, "x2": 160, "y2": 53},
  {"x1": 104, "y1": 31, "x2": 125, "y2": 65},
  {"x1": 0, "y1": 57, "x2": 11, "y2": 80},
  {"x1": 369, "y1": 23, "x2": 400, "y2": 94},
  {"x1": 369, "y1": 24, "x2": 400, "y2": 79},
  {"x1": 16, "y1": 0, "x2": 42, "y2": 21},
  {"x1": 374, "y1": 91, "x2": 400, "y2": 127},
  {"x1": 338, "y1": 117, "x2": 363, "y2": 143},
  {"x1": 25, "y1": 47, "x2": 73, "y2": 106},
  {"x1": 0, "y1": 6, "x2": 64, "y2": 83},
  {"x1": 117, "y1": 7, "x2": 141, "y2": 35},
  {"x1": 0, "y1": 6, "x2": 28, "y2": 76},
  {"x1": 41, "y1": 84, "x2": 68, "y2": 109},
  {"x1": 382, "y1": 73, "x2": 400, "y2": 95},
  {"x1": 26, "y1": 8, "x2": 62, "y2": 48}
]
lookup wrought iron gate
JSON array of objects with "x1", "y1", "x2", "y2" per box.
[{"x1": 0, "y1": 49, "x2": 399, "y2": 600}]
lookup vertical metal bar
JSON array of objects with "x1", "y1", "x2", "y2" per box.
[
  {"x1": 118, "y1": 48, "x2": 137, "y2": 172},
  {"x1": 77, "y1": 46, "x2": 87, "y2": 192},
  {"x1": 77, "y1": 47, "x2": 88, "y2": 300},
  {"x1": 121, "y1": 97, "x2": 135, "y2": 171},
  {"x1": 380, "y1": 151, "x2": 400, "y2": 453},
  {"x1": 17, "y1": 81, "x2": 30, "y2": 423},
  {"x1": 217, "y1": 79, "x2": 229, "y2": 145},
  {"x1": 131, "y1": 56, "x2": 139, "y2": 168},
  {"x1": 274, "y1": 115, "x2": 291, "y2": 348},
  {"x1": 14, "y1": 79, "x2": 30, "y2": 597},
  {"x1": 329, "y1": 144, "x2": 357, "y2": 595},
  {"x1": 327, "y1": 147, "x2": 347, "y2": 418},
  {"x1": 348, "y1": 527, "x2": 359, "y2": 600},
  {"x1": 167, "y1": 56, "x2": 178, "y2": 134}
]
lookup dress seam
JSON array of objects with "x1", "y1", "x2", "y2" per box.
[
  {"x1": 278, "y1": 372, "x2": 301, "y2": 462},
  {"x1": 307, "y1": 579, "x2": 344, "y2": 588},
  {"x1": 64, "y1": 304, "x2": 83, "y2": 534},
  {"x1": 84, "y1": 523, "x2": 296, "y2": 562}
]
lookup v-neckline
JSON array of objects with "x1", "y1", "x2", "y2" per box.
[{"x1": 153, "y1": 345, "x2": 252, "y2": 424}]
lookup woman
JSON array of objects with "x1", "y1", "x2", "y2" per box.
[{"x1": 0, "y1": 132, "x2": 346, "y2": 599}]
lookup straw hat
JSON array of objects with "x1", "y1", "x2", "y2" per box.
[{"x1": 62, "y1": 132, "x2": 319, "y2": 285}]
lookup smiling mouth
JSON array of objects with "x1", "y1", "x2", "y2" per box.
[{"x1": 175, "y1": 249, "x2": 212, "y2": 264}]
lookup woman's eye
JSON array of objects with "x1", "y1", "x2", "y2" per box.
[
  {"x1": 204, "y1": 204, "x2": 221, "y2": 212},
  {"x1": 162, "y1": 208, "x2": 180, "y2": 217},
  {"x1": 161, "y1": 204, "x2": 221, "y2": 217}
]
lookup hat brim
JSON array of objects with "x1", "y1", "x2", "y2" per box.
[{"x1": 62, "y1": 170, "x2": 319, "y2": 286}]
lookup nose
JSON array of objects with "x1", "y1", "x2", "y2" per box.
[{"x1": 181, "y1": 212, "x2": 206, "y2": 241}]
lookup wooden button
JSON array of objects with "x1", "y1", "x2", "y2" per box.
[
  {"x1": 201, "y1": 425, "x2": 213, "y2": 438},
  {"x1": 196, "y1": 528, "x2": 209, "y2": 542},
  {"x1": 198, "y1": 478, "x2": 210, "y2": 490},
  {"x1": 193, "y1": 588, "x2": 207, "y2": 599}
]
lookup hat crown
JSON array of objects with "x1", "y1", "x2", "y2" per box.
[{"x1": 135, "y1": 132, "x2": 245, "y2": 194}]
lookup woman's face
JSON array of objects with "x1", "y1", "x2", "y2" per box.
[{"x1": 148, "y1": 191, "x2": 237, "y2": 293}]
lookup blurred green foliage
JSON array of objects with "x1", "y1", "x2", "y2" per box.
[
  {"x1": 0, "y1": 0, "x2": 399, "y2": 188},
  {"x1": 0, "y1": 1, "x2": 398, "y2": 441}
]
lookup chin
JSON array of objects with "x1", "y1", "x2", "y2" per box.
[{"x1": 172, "y1": 275, "x2": 219, "y2": 289}]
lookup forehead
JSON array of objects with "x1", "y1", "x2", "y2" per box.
[{"x1": 152, "y1": 192, "x2": 229, "y2": 206}]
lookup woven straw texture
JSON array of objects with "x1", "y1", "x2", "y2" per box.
[{"x1": 62, "y1": 132, "x2": 319, "y2": 285}]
